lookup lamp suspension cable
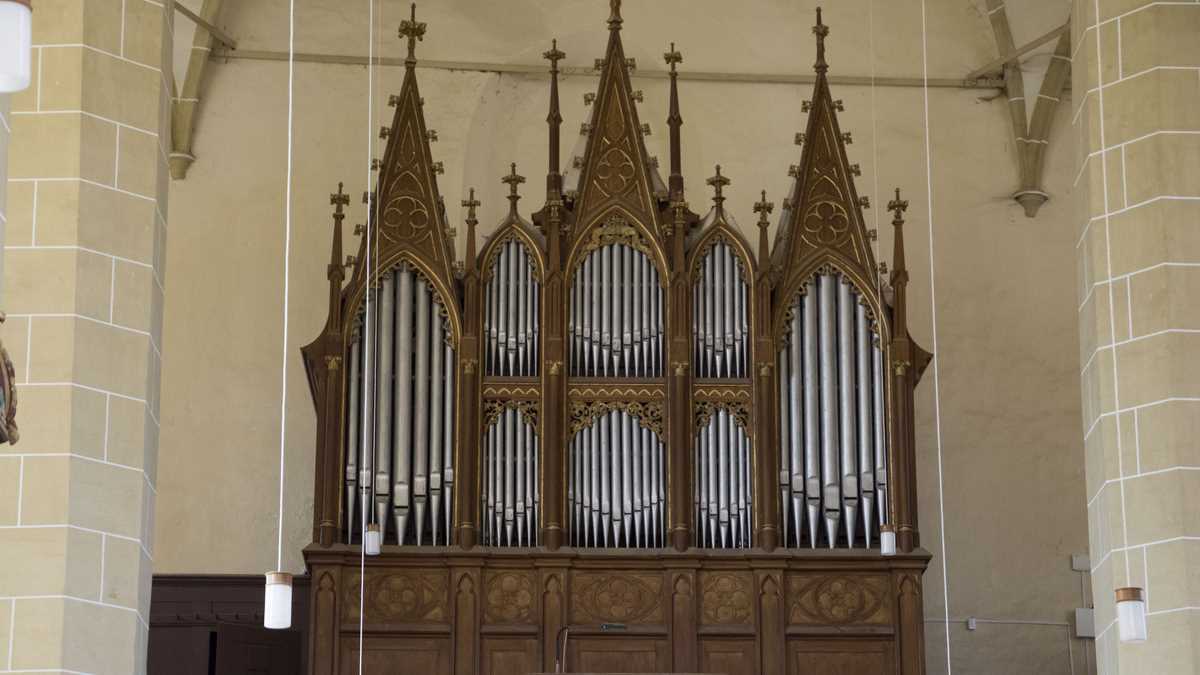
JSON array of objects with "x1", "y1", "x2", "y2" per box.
[
  {"x1": 917, "y1": 0, "x2": 952, "y2": 669},
  {"x1": 357, "y1": 0, "x2": 382, "y2": 669},
  {"x1": 866, "y1": 0, "x2": 898, "y2": 559},
  {"x1": 264, "y1": 0, "x2": 297, "y2": 632}
]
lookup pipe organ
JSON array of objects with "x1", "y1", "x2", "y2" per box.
[
  {"x1": 776, "y1": 271, "x2": 888, "y2": 551},
  {"x1": 303, "y1": 5, "x2": 932, "y2": 674}
]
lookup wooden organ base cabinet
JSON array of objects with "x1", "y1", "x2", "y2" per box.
[{"x1": 300, "y1": 3, "x2": 932, "y2": 674}]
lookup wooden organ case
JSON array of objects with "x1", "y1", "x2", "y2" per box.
[{"x1": 302, "y1": 4, "x2": 933, "y2": 674}]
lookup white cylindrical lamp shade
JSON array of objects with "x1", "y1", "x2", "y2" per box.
[
  {"x1": 1116, "y1": 587, "x2": 1147, "y2": 643},
  {"x1": 264, "y1": 571, "x2": 293, "y2": 630},
  {"x1": 364, "y1": 523, "x2": 382, "y2": 556},
  {"x1": 880, "y1": 524, "x2": 897, "y2": 556},
  {"x1": 0, "y1": 0, "x2": 33, "y2": 93}
]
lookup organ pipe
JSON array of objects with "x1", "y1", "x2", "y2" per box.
[{"x1": 376, "y1": 274, "x2": 396, "y2": 543}]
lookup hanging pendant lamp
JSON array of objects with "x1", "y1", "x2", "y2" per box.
[{"x1": 0, "y1": 0, "x2": 32, "y2": 93}]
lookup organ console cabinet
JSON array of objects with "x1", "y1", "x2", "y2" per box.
[{"x1": 301, "y1": 3, "x2": 932, "y2": 674}]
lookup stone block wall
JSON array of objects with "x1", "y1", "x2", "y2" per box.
[
  {"x1": 1073, "y1": 0, "x2": 1200, "y2": 672},
  {"x1": 0, "y1": 1, "x2": 171, "y2": 672}
]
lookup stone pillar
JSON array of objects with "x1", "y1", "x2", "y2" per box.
[
  {"x1": 1, "y1": 1, "x2": 171, "y2": 673},
  {"x1": 1073, "y1": 1, "x2": 1200, "y2": 672}
]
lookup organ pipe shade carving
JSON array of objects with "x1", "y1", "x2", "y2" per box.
[
  {"x1": 777, "y1": 270, "x2": 888, "y2": 549},
  {"x1": 692, "y1": 238, "x2": 750, "y2": 379},
  {"x1": 484, "y1": 238, "x2": 540, "y2": 377},
  {"x1": 343, "y1": 262, "x2": 456, "y2": 547},
  {"x1": 569, "y1": 243, "x2": 664, "y2": 378},
  {"x1": 569, "y1": 409, "x2": 665, "y2": 548}
]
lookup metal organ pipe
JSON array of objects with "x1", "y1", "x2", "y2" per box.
[
  {"x1": 776, "y1": 270, "x2": 889, "y2": 549},
  {"x1": 345, "y1": 338, "x2": 361, "y2": 543},
  {"x1": 837, "y1": 278, "x2": 859, "y2": 547},
  {"x1": 855, "y1": 302, "x2": 874, "y2": 548},
  {"x1": 376, "y1": 273, "x2": 396, "y2": 544}
]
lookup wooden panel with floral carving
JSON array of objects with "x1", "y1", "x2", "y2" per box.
[
  {"x1": 570, "y1": 572, "x2": 664, "y2": 624},
  {"x1": 698, "y1": 572, "x2": 754, "y2": 626},
  {"x1": 786, "y1": 574, "x2": 892, "y2": 626},
  {"x1": 342, "y1": 569, "x2": 449, "y2": 624},
  {"x1": 482, "y1": 570, "x2": 537, "y2": 625}
]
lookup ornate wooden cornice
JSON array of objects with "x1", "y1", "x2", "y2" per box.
[
  {"x1": 345, "y1": 4, "x2": 459, "y2": 337},
  {"x1": 568, "y1": 5, "x2": 662, "y2": 245},
  {"x1": 771, "y1": 9, "x2": 880, "y2": 335}
]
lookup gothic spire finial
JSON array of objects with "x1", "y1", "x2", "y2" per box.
[
  {"x1": 608, "y1": 0, "x2": 622, "y2": 29},
  {"x1": 664, "y1": 42, "x2": 682, "y2": 74},
  {"x1": 544, "y1": 39, "x2": 565, "y2": 194},
  {"x1": 813, "y1": 6, "x2": 829, "y2": 74},
  {"x1": 665, "y1": 42, "x2": 684, "y2": 195},
  {"x1": 502, "y1": 163, "x2": 526, "y2": 216},
  {"x1": 754, "y1": 190, "x2": 774, "y2": 228},
  {"x1": 888, "y1": 187, "x2": 909, "y2": 278},
  {"x1": 543, "y1": 38, "x2": 565, "y2": 73},
  {"x1": 462, "y1": 187, "x2": 480, "y2": 225},
  {"x1": 330, "y1": 182, "x2": 349, "y2": 220},
  {"x1": 399, "y1": 3, "x2": 427, "y2": 66},
  {"x1": 707, "y1": 165, "x2": 730, "y2": 209}
]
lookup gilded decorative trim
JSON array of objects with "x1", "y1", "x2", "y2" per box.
[
  {"x1": 567, "y1": 384, "x2": 666, "y2": 401},
  {"x1": 482, "y1": 384, "x2": 540, "y2": 399},
  {"x1": 694, "y1": 400, "x2": 750, "y2": 431},
  {"x1": 691, "y1": 229, "x2": 751, "y2": 283},
  {"x1": 574, "y1": 215, "x2": 659, "y2": 277},
  {"x1": 569, "y1": 400, "x2": 664, "y2": 439},
  {"x1": 776, "y1": 267, "x2": 879, "y2": 349},
  {"x1": 692, "y1": 385, "x2": 752, "y2": 402},
  {"x1": 481, "y1": 229, "x2": 543, "y2": 283},
  {"x1": 483, "y1": 400, "x2": 539, "y2": 429}
]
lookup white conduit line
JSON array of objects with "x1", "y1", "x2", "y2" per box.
[
  {"x1": 275, "y1": 0, "x2": 296, "y2": 575},
  {"x1": 358, "y1": 0, "x2": 379, "y2": 672},
  {"x1": 917, "y1": 0, "x2": 952, "y2": 672},
  {"x1": 1092, "y1": 0, "x2": 1132, "y2": 586},
  {"x1": 867, "y1": 0, "x2": 881, "y2": 272}
]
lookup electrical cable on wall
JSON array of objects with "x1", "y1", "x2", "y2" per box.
[
  {"x1": 356, "y1": 0, "x2": 383, "y2": 670},
  {"x1": 917, "y1": 0, "x2": 953, "y2": 669}
]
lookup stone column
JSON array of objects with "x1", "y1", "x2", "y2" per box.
[
  {"x1": 1, "y1": 1, "x2": 171, "y2": 673},
  {"x1": 1073, "y1": 1, "x2": 1200, "y2": 672}
]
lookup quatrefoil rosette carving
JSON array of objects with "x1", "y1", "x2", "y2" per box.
[
  {"x1": 595, "y1": 146, "x2": 637, "y2": 197},
  {"x1": 801, "y1": 198, "x2": 851, "y2": 248},
  {"x1": 484, "y1": 572, "x2": 535, "y2": 624},
  {"x1": 787, "y1": 574, "x2": 890, "y2": 626},
  {"x1": 382, "y1": 191, "x2": 433, "y2": 244}
]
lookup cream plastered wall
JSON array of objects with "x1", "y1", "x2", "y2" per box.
[{"x1": 157, "y1": 1, "x2": 1091, "y2": 673}]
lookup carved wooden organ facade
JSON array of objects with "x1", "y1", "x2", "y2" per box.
[{"x1": 302, "y1": 5, "x2": 932, "y2": 674}]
